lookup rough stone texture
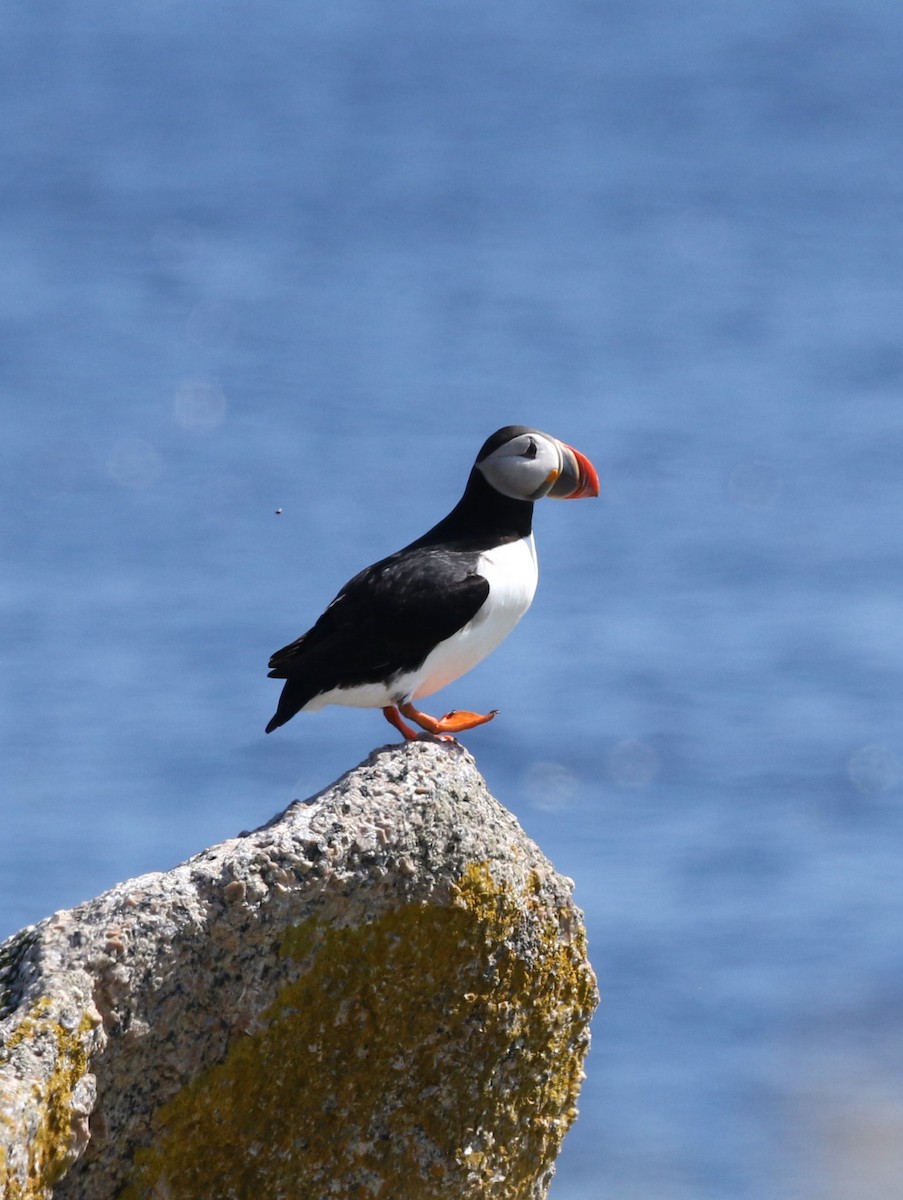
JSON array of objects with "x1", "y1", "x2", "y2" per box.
[{"x1": 0, "y1": 740, "x2": 598, "y2": 1200}]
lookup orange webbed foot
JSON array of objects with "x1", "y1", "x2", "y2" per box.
[
  {"x1": 398, "y1": 703, "x2": 499, "y2": 737},
  {"x1": 434, "y1": 708, "x2": 499, "y2": 733}
]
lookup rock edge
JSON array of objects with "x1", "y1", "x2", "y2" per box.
[{"x1": 0, "y1": 740, "x2": 598, "y2": 1200}]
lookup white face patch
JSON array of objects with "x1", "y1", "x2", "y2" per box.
[{"x1": 476, "y1": 433, "x2": 562, "y2": 501}]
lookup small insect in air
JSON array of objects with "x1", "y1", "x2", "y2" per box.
[{"x1": 275, "y1": 508, "x2": 283, "y2": 516}]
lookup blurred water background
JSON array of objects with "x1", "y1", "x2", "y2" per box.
[{"x1": 3, "y1": 2, "x2": 903, "y2": 1196}]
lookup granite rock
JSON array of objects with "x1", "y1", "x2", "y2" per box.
[{"x1": 0, "y1": 740, "x2": 597, "y2": 1200}]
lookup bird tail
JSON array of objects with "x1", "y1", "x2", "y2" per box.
[{"x1": 265, "y1": 675, "x2": 320, "y2": 734}]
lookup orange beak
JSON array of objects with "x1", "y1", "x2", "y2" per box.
[{"x1": 547, "y1": 442, "x2": 600, "y2": 499}]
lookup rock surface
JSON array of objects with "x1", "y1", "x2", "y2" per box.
[{"x1": 0, "y1": 740, "x2": 598, "y2": 1200}]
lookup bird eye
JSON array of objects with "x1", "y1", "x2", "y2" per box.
[{"x1": 522, "y1": 438, "x2": 537, "y2": 460}]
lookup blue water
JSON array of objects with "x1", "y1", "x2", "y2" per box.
[{"x1": 3, "y1": 2, "x2": 903, "y2": 1196}]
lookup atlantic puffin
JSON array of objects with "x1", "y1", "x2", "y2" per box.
[{"x1": 265, "y1": 425, "x2": 599, "y2": 740}]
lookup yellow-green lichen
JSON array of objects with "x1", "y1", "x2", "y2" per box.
[
  {"x1": 121, "y1": 863, "x2": 597, "y2": 1200},
  {"x1": 1, "y1": 996, "x2": 93, "y2": 1200}
]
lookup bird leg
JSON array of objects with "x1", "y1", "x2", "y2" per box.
[
  {"x1": 399, "y1": 702, "x2": 499, "y2": 735},
  {"x1": 382, "y1": 706, "x2": 421, "y2": 741}
]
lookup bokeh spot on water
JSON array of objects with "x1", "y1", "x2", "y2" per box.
[
  {"x1": 605, "y1": 739, "x2": 660, "y2": 791},
  {"x1": 173, "y1": 379, "x2": 228, "y2": 434},
  {"x1": 846, "y1": 743, "x2": 901, "y2": 795},
  {"x1": 522, "y1": 761, "x2": 580, "y2": 811},
  {"x1": 106, "y1": 437, "x2": 163, "y2": 489}
]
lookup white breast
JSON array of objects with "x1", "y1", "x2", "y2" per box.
[
  {"x1": 304, "y1": 535, "x2": 539, "y2": 712},
  {"x1": 406, "y1": 533, "x2": 539, "y2": 701}
]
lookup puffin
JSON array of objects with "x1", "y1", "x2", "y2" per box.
[{"x1": 265, "y1": 425, "x2": 599, "y2": 741}]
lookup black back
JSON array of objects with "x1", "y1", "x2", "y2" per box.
[{"x1": 264, "y1": 462, "x2": 534, "y2": 732}]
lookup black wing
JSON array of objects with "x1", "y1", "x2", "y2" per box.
[{"x1": 265, "y1": 545, "x2": 489, "y2": 731}]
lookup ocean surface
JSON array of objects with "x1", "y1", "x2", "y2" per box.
[{"x1": 3, "y1": 2, "x2": 903, "y2": 1196}]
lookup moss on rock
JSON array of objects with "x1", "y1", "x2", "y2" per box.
[
  {"x1": 1, "y1": 998, "x2": 94, "y2": 1200},
  {"x1": 121, "y1": 862, "x2": 594, "y2": 1200},
  {"x1": 2, "y1": 742, "x2": 598, "y2": 1200}
]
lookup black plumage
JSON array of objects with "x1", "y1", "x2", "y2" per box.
[
  {"x1": 264, "y1": 424, "x2": 599, "y2": 738},
  {"x1": 265, "y1": 466, "x2": 532, "y2": 733}
]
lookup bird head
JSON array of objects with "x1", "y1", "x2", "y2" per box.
[{"x1": 474, "y1": 426, "x2": 600, "y2": 502}]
